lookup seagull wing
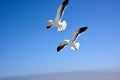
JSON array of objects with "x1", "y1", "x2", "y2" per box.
[
  {"x1": 57, "y1": 40, "x2": 68, "y2": 52},
  {"x1": 55, "y1": 0, "x2": 69, "y2": 22},
  {"x1": 70, "y1": 26, "x2": 88, "y2": 42}
]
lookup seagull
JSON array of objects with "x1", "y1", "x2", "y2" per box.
[
  {"x1": 57, "y1": 26, "x2": 88, "y2": 52},
  {"x1": 46, "y1": 0, "x2": 69, "y2": 31}
]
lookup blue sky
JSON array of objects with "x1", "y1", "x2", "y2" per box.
[{"x1": 0, "y1": 0, "x2": 120, "y2": 78}]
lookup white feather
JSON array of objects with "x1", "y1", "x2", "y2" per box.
[
  {"x1": 47, "y1": 0, "x2": 69, "y2": 31},
  {"x1": 70, "y1": 42, "x2": 80, "y2": 50},
  {"x1": 57, "y1": 20, "x2": 67, "y2": 31}
]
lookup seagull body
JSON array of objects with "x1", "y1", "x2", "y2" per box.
[
  {"x1": 47, "y1": 0, "x2": 69, "y2": 31},
  {"x1": 57, "y1": 26, "x2": 88, "y2": 52}
]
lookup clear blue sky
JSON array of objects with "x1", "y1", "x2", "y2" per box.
[{"x1": 0, "y1": 0, "x2": 120, "y2": 78}]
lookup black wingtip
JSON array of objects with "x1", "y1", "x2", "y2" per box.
[
  {"x1": 83, "y1": 26, "x2": 88, "y2": 29},
  {"x1": 78, "y1": 26, "x2": 88, "y2": 33},
  {"x1": 57, "y1": 47, "x2": 61, "y2": 52},
  {"x1": 46, "y1": 26, "x2": 51, "y2": 29},
  {"x1": 65, "y1": 0, "x2": 69, "y2": 3},
  {"x1": 81, "y1": 26, "x2": 88, "y2": 31},
  {"x1": 63, "y1": 0, "x2": 69, "y2": 5}
]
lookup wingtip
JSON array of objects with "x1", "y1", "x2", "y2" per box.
[
  {"x1": 57, "y1": 47, "x2": 61, "y2": 52},
  {"x1": 63, "y1": 0, "x2": 69, "y2": 5},
  {"x1": 46, "y1": 26, "x2": 51, "y2": 29},
  {"x1": 57, "y1": 49, "x2": 59, "y2": 52},
  {"x1": 65, "y1": 0, "x2": 69, "y2": 2},
  {"x1": 83, "y1": 26, "x2": 88, "y2": 29},
  {"x1": 81, "y1": 26, "x2": 88, "y2": 31}
]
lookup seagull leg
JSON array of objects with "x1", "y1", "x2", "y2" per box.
[
  {"x1": 58, "y1": 26, "x2": 62, "y2": 31},
  {"x1": 74, "y1": 45, "x2": 77, "y2": 50},
  {"x1": 60, "y1": 26, "x2": 64, "y2": 31}
]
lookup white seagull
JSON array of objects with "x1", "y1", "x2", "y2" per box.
[
  {"x1": 57, "y1": 26, "x2": 88, "y2": 52},
  {"x1": 46, "y1": 0, "x2": 69, "y2": 31}
]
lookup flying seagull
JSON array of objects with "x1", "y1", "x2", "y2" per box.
[
  {"x1": 57, "y1": 26, "x2": 88, "y2": 52},
  {"x1": 46, "y1": 0, "x2": 69, "y2": 31}
]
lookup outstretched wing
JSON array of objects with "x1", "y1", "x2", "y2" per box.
[
  {"x1": 55, "y1": 0, "x2": 69, "y2": 22},
  {"x1": 70, "y1": 26, "x2": 88, "y2": 42},
  {"x1": 57, "y1": 40, "x2": 68, "y2": 52}
]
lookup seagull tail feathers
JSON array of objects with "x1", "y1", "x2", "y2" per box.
[
  {"x1": 71, "y1": 42, "x2": 80, "y2": 50},
  {"x1": 61, "y1": 20, "x2": 67, "y2": 30},
  {"x1": 46, "y1": 20, "x2": 53, "y2": 28},
  {"x1": 58, "y1": 20, "x2": 67, "y2": 31}
]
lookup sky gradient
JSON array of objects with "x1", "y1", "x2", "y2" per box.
[{"x1": 0, "y1": 0, "x2": 120, "y2": 78}]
